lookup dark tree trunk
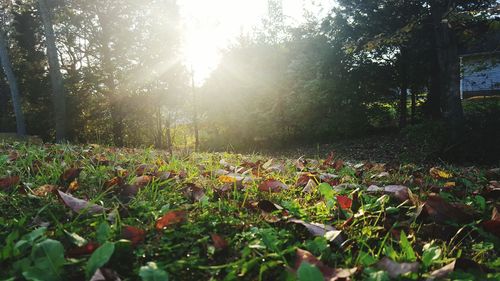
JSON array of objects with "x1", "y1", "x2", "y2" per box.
[
  {"x1": 411, "y1": 88, "x2": 417, "y2": 124},
  {"x1": 96, "y1": 11, "x2": 124, "y2": 147},
  {"x1": 0, "y1": 73, "x2": 10, "y2": 132},
  {"x1": 431, "y1": 0, "x2": 465, "y2": 144},
  {"x1": 165, "y1": 112, "x2": 172, "y2": 155},
  {"x1": 0, "y1": 29, "x2": 26, "y2": 135},
  {"x1": 427, "y1": 53, "x2": 442, "y2": 119},
  {"x1": 38, "y1": 0, "x2": 66, "y2": 142},
  {"x1": 398, "y1": 48, "x2": 409, "y2": 129}
]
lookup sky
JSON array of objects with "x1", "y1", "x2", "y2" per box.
[{"x1": 177, "y1": 0, "x2": 334, "y2": 85}]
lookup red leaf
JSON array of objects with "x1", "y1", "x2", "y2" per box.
[
  {"x1": 155, "y1": 210, "x2": 187, "y2": 230},
  {"x1": 258, "y1": 179, "x2": 288, "y2": 193},
  {"x1": 121, "y1": 225, "x2": 146, "y2": 245},
  {"x1": 210, "y1": 233, "x2": 228, "y2": 250},
  {"x1": 0, "y1": 175, "x2": 20, "y2": 189},
  {"x1": 66, "y1": 241, "x2": 100, "y2": 257},
  {"x1": 481, "y1": 220, "x2": 500, "y2": 237},
  {"x1": 56, "y1": 190, "x2": 105, "y2": 214},
  {"x1": 336, "y1": 195, "x2": 352, "y2": 210}
]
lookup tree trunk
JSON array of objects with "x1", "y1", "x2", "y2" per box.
[
  {"x1": 398, "y1": 48, "x2": 408, "y2": 129},
  {"x1": 426, "y1": 53, "x2": 442, "y2": 119},
  {"x1": 0, "y1": 29, "x2": 26, "y2": 135},
  {"x1": 191, "y1": 68, "x2": 199, "y2": 152},
  {"x1": 411, "y1": 88, "x2": 417, "y2": 124},
  {"x1": 165, "y1": 112, "x2": 172, "y2": 155},
  {"x1": 431, "y1": 0, "x2": 465, "y2": 145},
  {"x1": 38, "y1": 0, "x2": 66, "y2": 142},
  {"x1": 96, "y1": 11, "x2": 124, "y2": 147}
]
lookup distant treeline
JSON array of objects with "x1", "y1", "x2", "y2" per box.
[{"x1": 0, "y1": 0, "x2": 499, "y2": 158}]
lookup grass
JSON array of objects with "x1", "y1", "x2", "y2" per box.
[{"x1": 0, "y1": 142, "x2": 499, "y2": 281}]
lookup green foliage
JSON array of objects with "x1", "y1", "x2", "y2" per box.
[
  {"x1": 85, "y1": 242, "x2": 115, "y2": 278},
  {"x1": 22, "y1": 239, "x2": 65, "y2": 281},
  {"x1": 139, "y1": 262, "x2": 169, "y2": 281},
  {"x1": 296, "y1": 262, "x2": 323, "y2": 281}
]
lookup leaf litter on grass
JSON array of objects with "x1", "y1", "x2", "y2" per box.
[{"x1": 0, "y1": 142, "x2": 499, "y2": 280}]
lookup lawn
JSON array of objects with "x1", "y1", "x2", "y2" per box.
[{"x1": 0, "y1": 142, "x2": 499, "y2": 281}]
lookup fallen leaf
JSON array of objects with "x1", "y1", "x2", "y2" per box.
[
  {"x1": 89, "y1": 268, "x2": 121, "y2": 281},
  {"x1": 56, "y1": 190, "x2": 105, "y2": 214},
  {"x1": 429, "y1": 167, "x2": 452, "y2": 179},
  {"x1": 303, "y1": 179, "x2": 318, "y2": 193},
  {"x1": 32, "y1": 184, "x2": 57, "y2": 197},
  {"x1": 181, "y1": 183, "x2": 206, "y2": 202},
  {"x1": 132, "y1": 175, "x2": 153, "y2": 188},
  {"x1": 289, "y1": 218, "x2": 344, "y2": 245},
  {"x1": 68, "y1": 180, "x2": 79, "y2": 192},
  {"x1": 336, "y1": 195, "x2": 352, "y2": 210},
  {"x1": 104, "y1": 177, "x2": 123, "y2": 188},
  {"x1": 443, "y1": 182, "x2": 456, "y2": 188},
  {"x1": 66, "y1": 241, "x2": 100, "y2": 258},
  {"x1": 428, "y1": 258, "x2": 487, "y2": 280},
  {"x1": 257, "y1": 200, "x2": 283, "y2": 213},
  {"x1": 481, "y1": 220, "x2": 500, "y2": 237},
  {"x1": 376, "y1": 257, "x2": 419, "y2": 278},
  {"x1": 295, "y1": 249, "x2": 357, "y2": 281},
  {"x1": 0, "y1": 175, "x2": 20, "y2": 189},
  {"x1": 60, "y1": 168, "x2": 82, "y2": 186},
  {"x1": 422, "y1": 195, "x2": 474, "y2": 224},
  {"x1": 211, "y1": 233, "x2": 228, "y2": 250},
  {"x1": 155, "y1": 210, "x2": 187, "y2": 230},
  {"x1": 135, "y1": 164, "x2": 157, "y2": 176},
  {"x1": 258, "y1": 179, "x2": 288, "y2": 193},
  {"x1": 121, "y1": 225, "x2": 146, "y2": 246}
]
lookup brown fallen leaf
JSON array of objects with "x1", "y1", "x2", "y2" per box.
[
  {"x1": 422, "y1": 195, "x2": 474, "y2": 224},
  {"x1": 32, "y1": 184, "x2": 58, "y2": 197},
  {"x1": 257, "y1": 200, "x2": 283, "y2": 213},
  {"x1": 295, "y1": 248, "x2": 357, "y2": 281},
  {"x1": 0, "y1": 175, "x2": 20, "y2": 189},
  {"x1": 132, "y1": 175, "x2": 153, "y2": 188},
  {"x1": 377, "y1": 257, "x2": 419, "y2": 278},
  {"x1": 121, "y1": 225, "x2": 146, "y2": 246},
  {"x1": 428, "y1": 258, "x2": 488, "y2": 280},
  {"x1": 135, "y1": 164, "x2": 157, "y2": 176},
  {"x1": 56, "y1": 190, "x2": 105, "y2": 214},
  {"x1": 60, "y1": 168, "x2": 82, "y2": 186},
  {"x1": 481, "y1": 207, "x2": 500, "y2": 237},
  {"x1": 289, "y1": 218, "x2": 344, "y2": 245},
  {"x1": 258, "y1": 179, "x2": 288, "y2": 193},
  {"x1": 155, "y1": 210, "x2": 187, "y2": 230},
  {"x1": 104, "y1": 177, "x2": 123, "y2": 188},
  {"x1": 302, "y1": 179, "x2": 318, "y2": 193},
  {"x1": 211, "y1": 233, "x2": 228, "y2": 250},
  {"x1": 181, "y1": 183, "x2": 206, "y2": 202}
]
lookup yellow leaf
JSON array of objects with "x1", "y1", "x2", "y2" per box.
[
  {"x1": 218, "y1": 175, "x2": 236, "y2": 183},
  {"x1": 444, "y1": 181, "x2": 456, "y2": 188},
  {"x1": 430, "y1": 167, "x2": 453, "y2": 179}
]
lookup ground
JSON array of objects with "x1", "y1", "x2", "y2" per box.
[{"x1": 0, "y1": 142, "x2": 499, "y2": 281}]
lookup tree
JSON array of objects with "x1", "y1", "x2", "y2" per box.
[
  {"x1": 38, "y1": 0, "x2": 67, "y2": 142},
  {"x1": 0, "y1": 16, "x2": 26, "y2": 135}
]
